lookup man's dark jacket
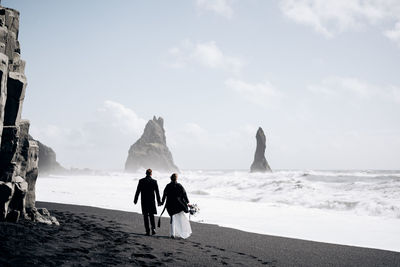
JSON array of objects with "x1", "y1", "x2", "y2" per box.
[{"x1": 134, "y1": 176, "x2": 161, "y2": 214}]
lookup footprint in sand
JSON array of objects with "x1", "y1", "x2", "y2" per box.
[{"x1": 132, "y1": 253, "x2": 157, "y2": 260}]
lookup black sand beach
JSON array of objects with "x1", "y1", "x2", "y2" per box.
[{"x1": 0, "y1": 202, "x2": 399, "y2": 266}]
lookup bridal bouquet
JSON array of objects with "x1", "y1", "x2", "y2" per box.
[{"x1": 188, "y1": 203, "x2": 200, "y2": 216}]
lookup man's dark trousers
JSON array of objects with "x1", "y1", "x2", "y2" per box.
[{"x1": 143, "y1": 212, "x2": 155, "y2": 233}]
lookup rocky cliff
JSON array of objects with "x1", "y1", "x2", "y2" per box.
[
  {"x1": 0, "y1": 4, "x2": 58, "y2": 224},
  {"x1": 250, "y1": 127, "x2": 272, "y2": 173},
  {"x1": 29, "y1": 136, "x2": 64, "y2": 174},
  {"x1": 125, "y1": 116, "x2": 179, "y2": 172}
]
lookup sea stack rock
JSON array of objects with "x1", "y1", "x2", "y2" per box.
[
  {"x1": 125, "y1": 116, "x2": 179, "y2": 172},
  {"x1": 250, "y1": 127, "x2": 272, "y2": 173},
  {"x1": 0, "y1": 4, "x2": 58, "y2": 224},
  {"x1": 29, "y1": 136, "x2": 64, "y2": 175}
]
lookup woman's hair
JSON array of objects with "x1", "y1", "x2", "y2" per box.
[{"x1": 170, "y1": 173, "x2": 177, "y2": 182}]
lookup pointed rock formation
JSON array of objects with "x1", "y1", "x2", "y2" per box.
[
  {"x1": 250, "y1": 127, "x2": 272, "y2": 173},
  {"x1": 125, "y1": 116, "x2": 179, "y2": 172},
  {"x1": 0, "y1": 4, "x2": 58, "y2": 224}
]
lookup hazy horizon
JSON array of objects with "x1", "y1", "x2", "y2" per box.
[{"x1": 5, "y1": 0, "x2": 400, "y2": 170}]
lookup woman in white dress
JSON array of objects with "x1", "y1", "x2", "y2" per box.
[{"x1": 161, "y1": 173, "x2": 192, "y2": 239}]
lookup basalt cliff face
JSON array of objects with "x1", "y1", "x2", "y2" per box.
[
  {"x1": 250, "y1": 127, "x2": 272, "y2": 173},
  {"x1": 125, "y1": 116, "x2": 179, "y2": 173},
  {"x1": 0, "y1": 5, "x2": 58, "y2": 224}
]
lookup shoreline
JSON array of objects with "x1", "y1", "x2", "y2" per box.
[
  {"x1": 37, "y1": 199, "x2": 400, "y2": 253},
  {"x1": 1, "y1": 201, "x2": 398, "y2": 266}
]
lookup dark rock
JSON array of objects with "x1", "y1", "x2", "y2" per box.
[
  {"x1": 0, "y1": 53, "x2": 7, "y2": 139},
  {"x1": 125, "y1": 116, "x2": 179, "y2": 172},
  {"x1": 14, "y1": 120, "x2": 30, "y2": 177},
  {"x1": 50, "y1": 216, "x2": 60, "y2": 225},
  {"x1": 28, "y1": 135, "x2": 64, "y2": 175},
  {"x1": 11, "y1": 121, "x2": 39, "y2": 210},
  {"x1": 250, "y1": 127, "x2": 272, "y2": 173},
  {"x1": 5, "y1": 209, "x2": 19, "y2": 222},
  {"x1": 37, "y1": 207, "x2": 50, "y2": 217},
  {"x1": 3, "y1": 72, "x2": 26, "y2": 126},
  {"x1": 25, "y1": 207, "x2": 59, "y2": 225},
  {"x1": 0, "y1": 126, "x2": 19, "y2": 180},
  {"x1": 0, "y1": 181, "x2": 12, "y2": 220},
  {"x1": 0, "y1": 4, "x2": 57, "y2": 225},
  {"x1": 24, "y1": 139, "x2": 39, "y2": 209},
  {"x1": 37, "y1": 140, "x2": 64, "y2": 174},
  {"x1": 8, "y1": 176, "x2": 28, "y2": 216}
]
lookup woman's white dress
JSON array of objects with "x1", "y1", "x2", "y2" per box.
[{"x1": 170, "y1": 211, "x2": 192, "y2": 239}]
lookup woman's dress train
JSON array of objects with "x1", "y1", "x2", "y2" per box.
[{"x1": 170, "y1": 211, "x2": 192, "y2": 239}]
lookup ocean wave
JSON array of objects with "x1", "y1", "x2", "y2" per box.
[
  {"x1": 43, "y1": 169, "x2": 400, "y2": 219},
  {"x1": 179, "y1": 169, "x2": 400, "y2": 219},
  {"x1": 191, "y1": 190, "x2": 209, "y2": 195}
]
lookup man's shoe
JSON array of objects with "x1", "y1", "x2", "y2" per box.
[
  {"x1": 145, "y1": 232, "x2": 150, "y2": 236},
  {"x1": 151, "y1": 229, "x2": 156, "y2": 235}
]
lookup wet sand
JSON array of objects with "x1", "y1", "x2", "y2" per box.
[{"x1": 0, "y1": 201, "x2": 399, "y2": 266}]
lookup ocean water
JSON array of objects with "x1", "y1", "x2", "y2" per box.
[{"x1": 36, "y1": 170, "x2": 400, "y2": 252}]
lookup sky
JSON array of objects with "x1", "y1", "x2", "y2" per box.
[{"x1": 4, "y1": 0, "x2": 400, "y2": 170}]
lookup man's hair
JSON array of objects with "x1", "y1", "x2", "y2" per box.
[
  {"x1": 146, "y1": 169, "x2": 152, "y2": 176},
  {"x1": 170, "y1": 173, "x2": 177, "y2": 182}
]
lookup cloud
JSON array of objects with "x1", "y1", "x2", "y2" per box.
[
  {"x1": 98, "y1": 100, "x2": 146, "y2": 136},
  {"x1": 169, "y1": 122, "x2": 257, "y2": 151},
  {"x1": 308, "y1": 76, "x2": 372, "y2": 97},
  {"x1": 169, "y1": 40, "x2": 243, "y2": 73},
  {"x1": 181, "y1": 123, "x2": 208, "y2": 141},
  {"x1": 168, "y1": 122, "x2": 258, "y2": 169},
  {"x1": 29, "y1": 101, "x2": 147, "y2": 169},
  {"x1": 308, "y1": 76, "x2": 400, "y2": 103},
  {"x1": 384, "y1": 21, "x2": 400, "y2": 47},
  {"x1": 196, "y1": 0, "x2": 234, "y2": 19},
  {"x1": 388, "y1": 85, "x2": 400, "y2": 103},
  {"x1": 171, "y1": 122, "x2": 253, "y2": 147},
  {"x1": 279, "y1": 0, "x2": 400, "y2": 43},
  {"x1": 225, "y1": 78, "x2": 283, "y2": 107}
]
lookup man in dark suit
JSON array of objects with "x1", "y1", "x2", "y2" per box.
[{"x1": 134, "y1": 169, "x2": 161, "y2": 235}]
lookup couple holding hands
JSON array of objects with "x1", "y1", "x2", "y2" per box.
[{"x1": 134, "y1": 169, "x2": 192, "y2": 239}]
